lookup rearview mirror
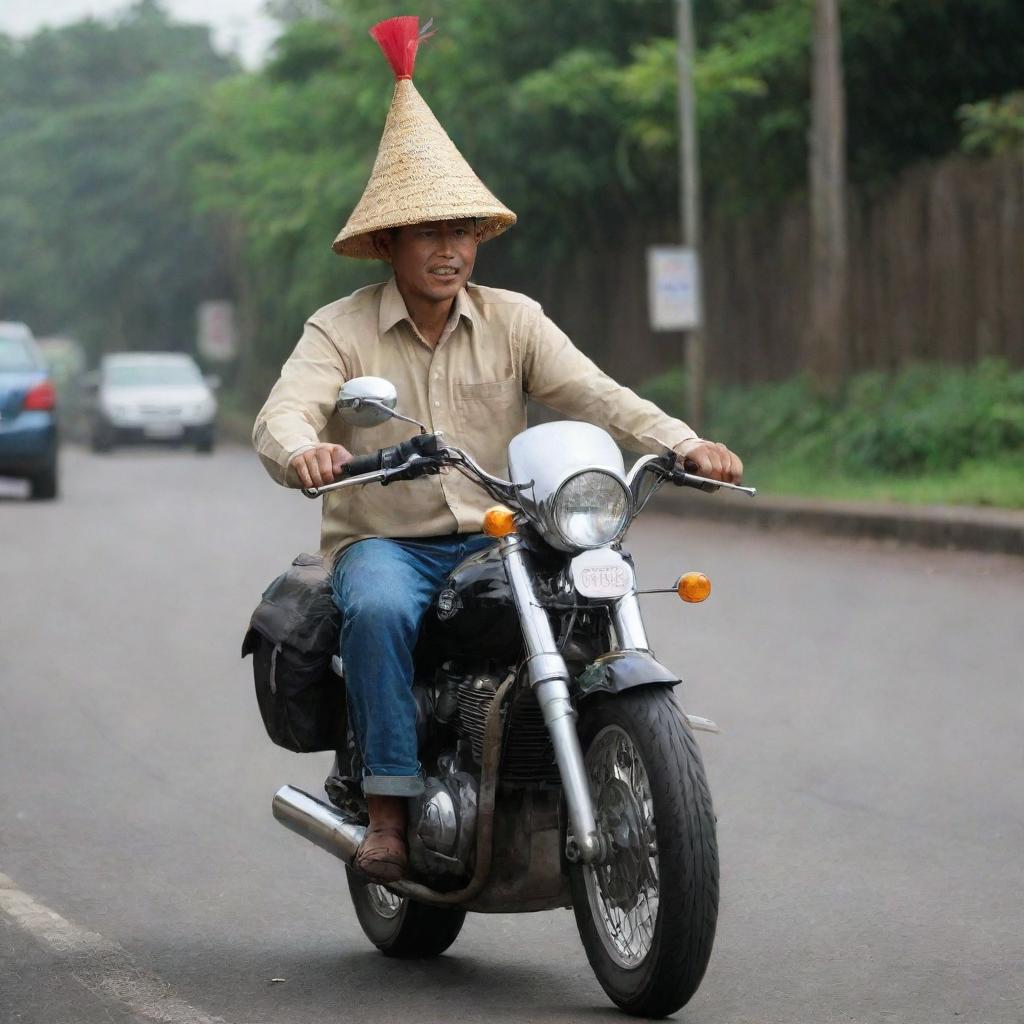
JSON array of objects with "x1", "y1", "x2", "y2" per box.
[{"x1": 336, "y1": 376, "x2": 398, "y2": 428}]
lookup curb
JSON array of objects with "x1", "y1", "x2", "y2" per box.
[{"x1": 653, "y1": 491, "x2": 1024, "y2": 557}]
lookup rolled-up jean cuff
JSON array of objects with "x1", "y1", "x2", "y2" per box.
[{"x1": 362, "y1": 774, "x2": 425, "y2": 797}]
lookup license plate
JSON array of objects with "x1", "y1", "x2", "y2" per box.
[
  {"x1": 143, "y1": 422, "x2": 184, "y2": 439},
  {"x1": 570, "y1": 548, "x2": 634, "y2": 599}
]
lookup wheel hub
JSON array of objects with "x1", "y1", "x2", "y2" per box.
[
  {"x1": 582, "y1": 724, "x2": 660, "y2": 969},
  {"x1": 595, "y1": 778, "x2": 647, "y2": 909}
]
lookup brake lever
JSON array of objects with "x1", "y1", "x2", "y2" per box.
[
  {"x1": 675, "y1": 471, "x2": 757, "y2": 497},
  {"x1": 302, "y1": 453, "x2": 448, "y2": 498},
  {"x1": 302, "y1": 468, "x2": 388, "y2": 498},
  {"x1": 654, "y1": 451, "x2": 757, "y2": 497}
]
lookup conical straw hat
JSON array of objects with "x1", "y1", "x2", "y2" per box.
[{"x1": 333, "y1": 16, "x2": 516, "y2": 260}]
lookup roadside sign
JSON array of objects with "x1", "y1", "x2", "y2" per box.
[
  {"x1": 647, "y1": 246, "x2": 701, "y2": 331},
  {"x1": 197, "y1": 301, "x2": 238, "y2": 362}
]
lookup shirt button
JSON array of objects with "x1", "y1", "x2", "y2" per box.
[{"x1": 434, "y1": 401, "x2": 441, "y2": 407}]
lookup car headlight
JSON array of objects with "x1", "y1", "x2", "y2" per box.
[{"x1": 552, "y1": 471, "x2": 632, "y2": 549}]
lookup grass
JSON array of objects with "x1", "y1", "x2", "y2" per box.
[
  {"x1": 743, "y1": 453, "x2": 1024, "y2": 509},
  {"x1": 639, "y1": 361, "x2": 1024, "y2": 510}
]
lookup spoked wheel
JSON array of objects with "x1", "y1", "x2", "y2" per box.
[
  {"x1": 569, "y1": 688, "x2": 719, "y2": 1018},
  {"x1": 345, "y1": 868, "x2": 466, "y2": 958}
]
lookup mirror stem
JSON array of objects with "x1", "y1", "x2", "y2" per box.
[{"x1": 359, "y1": 399, "x2": 428, "y2": 434}]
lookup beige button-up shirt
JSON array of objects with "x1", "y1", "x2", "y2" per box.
[{"x1": 254, "y1": 278, "x2": 700, "y2": 558}]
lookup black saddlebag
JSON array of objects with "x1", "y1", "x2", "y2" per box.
[{"x1": 241, "y1": 553, "x2": 345, "y2": 753}]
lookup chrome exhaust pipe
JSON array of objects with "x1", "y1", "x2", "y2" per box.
[{"x1": 272, "y1": 785, "x2": 366, "y2": 863}]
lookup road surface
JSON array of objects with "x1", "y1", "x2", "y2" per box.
[{"x1": 1, "y1": 446, "x2": 1021, "y2": 1023}]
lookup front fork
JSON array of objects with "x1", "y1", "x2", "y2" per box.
[{"x1": 499, "y1": 536, "x2": 650, "y2": 865}]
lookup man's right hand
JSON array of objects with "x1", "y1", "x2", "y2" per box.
[{"x1": 289, "y1": 443, "x2": 352, "y2": 489}]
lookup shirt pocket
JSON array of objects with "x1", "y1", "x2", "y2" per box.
[
  {"x1": 455, "y1": 377, "x2": 522, "y2": 404},
  {"x1": 454, "y1": 377, "x2": 525, "y2": 441}
]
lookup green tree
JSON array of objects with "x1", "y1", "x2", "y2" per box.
[{"x1": 0, "y1": 1, "x2": 234, "y2": 360}]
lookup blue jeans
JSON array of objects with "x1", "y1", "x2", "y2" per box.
[{"x1": 331, "y1": 533, "x2": 495, "y2": 797}]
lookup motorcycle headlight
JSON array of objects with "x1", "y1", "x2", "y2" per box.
[{"x1": 552, "y1": 471, "x2": 631, "y2": 550}]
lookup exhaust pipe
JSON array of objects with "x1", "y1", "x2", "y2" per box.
[{"x1": 272, "y1": 785, "x2": 366, "y2": 863}]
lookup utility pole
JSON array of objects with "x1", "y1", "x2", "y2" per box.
[
  {"x1": 674, "y1": 0, "x2": 705, "y2": 430},
  {"x1": 808, "y1": 0, "x2": 848, "y2": 394}
]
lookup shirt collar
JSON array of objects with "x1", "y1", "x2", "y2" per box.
[{"x1": 378, "y1": 277, "x2": 476, "y2": 338}]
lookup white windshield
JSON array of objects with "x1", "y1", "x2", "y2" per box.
[{"x1": 106, "y1": 361, "x2": 201, "y2": 387}]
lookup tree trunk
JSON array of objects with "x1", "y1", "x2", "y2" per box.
[{"x1": 808, "y1": 0, "x2": 848, "y2": 394}]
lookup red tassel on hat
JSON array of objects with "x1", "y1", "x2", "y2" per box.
[{"x1": 370, "y1": 16, "x2": 433, "y2": 81}]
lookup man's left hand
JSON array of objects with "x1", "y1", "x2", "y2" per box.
[{"x1": 676, "y1": 439, "x2": 744, "y2": 485}]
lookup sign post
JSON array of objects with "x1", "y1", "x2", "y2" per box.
[
  {"x1": 647, "y1": 246, "x2": 702, "y2": 332},
  {"x1": 673, "y1": 0, "x2": 706, "y2": 430},
  {"x1": 197, "y1": 301, "x2": 238, "y2": 364}
]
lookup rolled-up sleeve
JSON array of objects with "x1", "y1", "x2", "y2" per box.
[
  {"x1": 521, "y1": 308, "x2": 701, "y2": 457},
  {"x1": 253, "y1": 320, "x2": 348, "y2": 485}
]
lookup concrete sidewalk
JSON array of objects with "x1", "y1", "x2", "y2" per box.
[{"x1": 655, "y1": 490, "x2": 1024, "y2": 556}]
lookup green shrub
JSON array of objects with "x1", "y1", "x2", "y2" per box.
[{"x1": 638, "y1": 360, "x2": 1024, "y2": 477}]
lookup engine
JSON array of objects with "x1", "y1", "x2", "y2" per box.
[
  {"x1": 408, "y1": 753, "x2": 478, "y2": 880},
  {"x1": 408, "y1": 668, "x2": 560, "y2": 881},
  {"x1": 455, "y1": 672, "x2": 560, "y2": 786}
]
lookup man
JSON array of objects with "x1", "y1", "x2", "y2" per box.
[{"x1": 254, "y1": 17, "x2": 742, "y2": 882}]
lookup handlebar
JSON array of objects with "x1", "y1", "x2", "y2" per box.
[
  {"x1": 343, "y1": 450, "x2": 385, "y2": 478},
  {"x1": 302, "y1": 437, "x2": 756, "y2": 502},
  {"x1": 651, "y1": 452, "x2": 756, "y2": 497},
  {"x1": 301, "y1": 432, "x2": 445, "y2": 498}
]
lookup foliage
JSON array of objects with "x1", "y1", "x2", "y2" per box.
[
  {"x1": 0, "y1": 1, "x2": 234, "y2": 360},
  {"x1": 640, "y1": 360, "x2": 1024, "y2": 481},
  {"x1": 5, "y1": 0, "x2": 1024, "y2": 392},
  {"x1": 959, "y1": 92, "x2": 1024, "y2": 156},
  {"x1": 843, "y1": 0, "x2": 1024, "y2": 184}
]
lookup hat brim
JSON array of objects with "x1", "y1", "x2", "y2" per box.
[{"x1": 333, "y1": 211, "x2": 515, "y2": 260}]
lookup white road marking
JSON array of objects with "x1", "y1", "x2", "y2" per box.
[{"x1": 0, "y1": 870, "x2": 231, "y2": 1024}]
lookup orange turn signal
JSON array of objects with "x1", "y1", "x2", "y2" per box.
[
  {"x1": 676, "y1": 572, "x2": 712, "y2": 603},
  {"x1": 482, "y1": 505, "x2": 517, "y2": 538}
]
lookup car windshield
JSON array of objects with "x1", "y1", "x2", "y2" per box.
[
  {"x1": 106, "y1": 361, "x2": 201, "y2": 387},
  {"x1": 0, "y1": 337, "x2": 39, "y2": 372}
]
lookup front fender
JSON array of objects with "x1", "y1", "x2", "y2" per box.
[{"x1": 574, "y1": 650, "x2": 680, "y2": 700}]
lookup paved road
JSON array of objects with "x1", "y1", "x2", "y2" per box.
[{"x1": 1, "y1": 446, "x2": 1021, "y2": 1024}]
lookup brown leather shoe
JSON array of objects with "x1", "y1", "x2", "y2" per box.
[{"x1": 354, "y1": 824, "x2": 408, "y2": 883}]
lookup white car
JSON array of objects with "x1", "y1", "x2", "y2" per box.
[{"x1": 88, "y1": 353, "x2": 218, "y2": 453}]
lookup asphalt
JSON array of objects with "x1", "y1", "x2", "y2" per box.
[{"x1": 0, "y1": 445, "x2": 1022, "y2": 1024}]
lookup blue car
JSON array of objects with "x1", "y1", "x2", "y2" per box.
[{"x1": 0, "y1": 322, "x2": 58, "y2": 500}]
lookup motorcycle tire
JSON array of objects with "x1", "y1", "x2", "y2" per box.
[
  {"x1": 345, "y1": 868, "x2": 466, "y2": 959},
  {"x1": 569, "y1": 687, "x2": 718, "y2": 1018}
]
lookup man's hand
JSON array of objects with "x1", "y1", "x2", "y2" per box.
[
  {"x1": 676, "y1": 439, "x2": 744, "y2": 485},
  {"x1": 289, "y1": 443, "x2": 352, "y2": 489}
]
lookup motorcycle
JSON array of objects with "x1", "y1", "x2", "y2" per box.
[{"x1": 272, "y1": 376, "x2": 755, "y2": 1017}]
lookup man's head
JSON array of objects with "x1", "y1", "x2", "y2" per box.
[{"x1": 372, "y1": 218, "x2": 481, "y2": 305}]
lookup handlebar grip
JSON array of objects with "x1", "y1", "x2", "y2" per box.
[
  {"x1": 342, "y1": 433, "x2": 443, "y2": 479},
  {"x1": 343, "y1": 451, "x2": 383, "y2": 477},
  {"x1": 657, "y1": 451, "x2": 719, "y2": 493}
]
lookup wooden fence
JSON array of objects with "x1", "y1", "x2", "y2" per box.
[{"x1": 505, "y1": 152, "x2": 1024, "y2": 389}]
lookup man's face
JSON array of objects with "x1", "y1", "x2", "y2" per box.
[{"x1": 376, "y1": 219, "x2": 480, "y2": 304}]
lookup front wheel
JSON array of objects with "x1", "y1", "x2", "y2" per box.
[
  {"x1": 29, "y1": 459, "x2": 58, "y2": 500},
  {"x1": 569, "y1": 688, "x2": 719, "y2": 1018},
  {"x1": 345, "y1": 869, "x2": 466, "y2": 958},
  {"x1": 91, "y1": 421, "x2": 114, "y2": 453},
  {"x1": 194, "y1": 428, "x2": 215, "y2": 454}
]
